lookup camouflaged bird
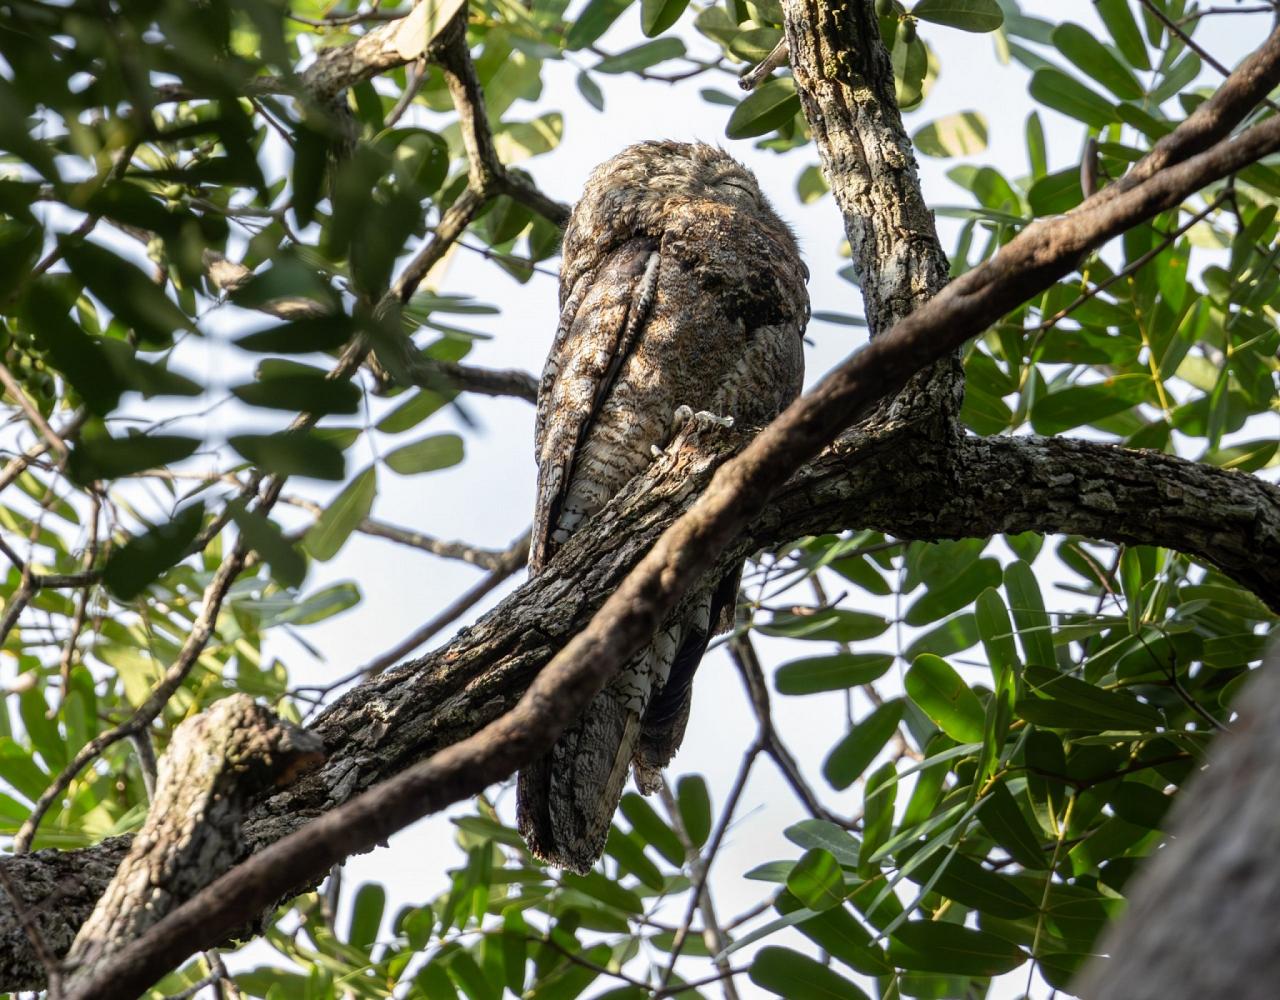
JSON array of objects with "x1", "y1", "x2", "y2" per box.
[{"x1": 517, "y1": 140, "x2": 809, "y2": 872}]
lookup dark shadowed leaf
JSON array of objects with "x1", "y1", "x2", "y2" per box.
[
  {"x1": 63, "y1": 240, "x2": 192, "y2": 346},
  {"x1": 69, "y1": 434, "x2": 201, "y2": 485},
  {"x1": 620, "y1": 793, "x2": 685, "y2": 866},
  {"x1": 24, "y1": 281, "x2": 125, "y2": 415},
  {"x1": 231, "y1": 373, "x2": 361, "y2": 415},
  {"x1": 234, "y1": 315, "x2": 356, "y2": 354},
  {"x1": 565, "y1": 0, "x2": 636, "y2": 50},
  {"x1": 103, "y1": 504, "x2": 205, "y2": 601},
  {"x1": 750, "y1": 946, "x2": 870, "y2": 999},
  {"x1": 677, "y1": 775, "x2": 711, "y2": 847},
  {"x1": 888, "y1": 921, "x2": 1025, "y2": 976},
  {"x1": 229, "y1": 431, "x2": 346, "y2": 481},
  {"x1": 641, "y1": 0, "x2": 691, "y2": 37},
  {"x1": 228, "y1": 501, "x2": 306, "y2": 589},
  {"x1": 824, "y1": 700, "x2": 904, "y2": 790}
]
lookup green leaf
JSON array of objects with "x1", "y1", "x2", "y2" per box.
[
  {"x1": 305, "y1": 466, "x2": 377, "y2": 561},
  {"x1": 103, "y1": 504, "x2": 205, "y2": 601},
  {"x1": 975, "y1": 587, "x2": 1021, "y2": 686},
  {"x1": 905, "y1": 654, "x2": 985, "y2": 743},
  {"x1": 750, "y1": 946, "x2": 870, "y2": 1000},
  {"x1": 594, "y1": 38, "x2": 686, "y2": 74},
  {"x1": 677, "y1": 775, "x2": 712, "y2": 847},
  {"x1": 384, "y1": 432, "x2": 465, "y2": 475},
  {"x1": 774, "y1": 653, "x2": 894, "y2": 695},
  {"x1": 1028, "y1": 166, "x2": 1084, "y2": 216},
  {"x1": 888, "y1": 921, "x2": 1025, "y2": 976},
  {"x1": 1096, "y1": 0, "x2": 1150, "y2": 70},
  {"x1": 1029, "y1": 68, "x2": 1117, "y2": 129},
  {"x1": 347, "y1": 883, "x2": 386, "y2": 951},
  {"x1": 62, "y1": 240, "x2": 191, "y2": 347},
  {"x1": 620, "y1": 792, "x2": 685, "y2": 866},
  {"x1": 1052, "y1": 23, "x2": 1142, "y2": 100},
  {"x1": 244, "y1": 581, "x2": 362, "y2": 627},
  {"x1": 913, "y1": 112, "x2": 988, "y2": 157},
  {"x1": 232, "y1": 372, "x2": 361, "y2": 415},
  {"x1": 1017, "y1": 664, "x2": 1163, "y2": 731},
  {"x1": 759, "y1": 608, "x2": 889, "y2": 642},
  {"x1": 605, "y1": 827, "x2": 665, "y2": 890},
  {"x1": 1004, "y1": 561, "x2": 1055, "y2": 668},
  {"x1": 565, "y1": 0, "x2": 636, "y2": 50},
  {"x1": 228, "y1": 502, "x2": 306, "y2": 589},
  {"x1": 229, "y1": 431, "x2": 346, "y2": 481},
  {"x1": 823, "y1": 700, "x2": 905, "y2": 790},
  {"x1": 913, "y1": 0, "x2": 1004, "y2": 33},
  {"x1": 904, "y1": 557, "x2": 1001, "y2": 626},
  {"x1": 562, "y1": 870, "x2": 644, "y2": 914},
  {"x1": 902, "y1": 849, "x2": 1038, "y2": 919},
  {"x1": 1031, "y1": 377, "x2": 1148, "y2": 435},
  {"x1": 641, "y1": 0, "x2": 690, "y2": 36},
  {"x1": 726, "y1": 77, "x2": 800, "y2": 140},
  {"x1": 785, "y1": 819, "x2": 861, "y2": 867},
  {"x1": 23, "y1": 281, "x2": 126, "y2": 415},
  {"x1": 575, "y1": 70, "x2": 604, "y2": 111},
  {"x1": 777, "y1": 893, "x2": 892, "y2": 975},
  {"x1": 978, "y1": 781, "x2": 1047, "y2": 869},
  {"x1": 860, "y1": 762, "x2": 897, "y2": 871},
  {"x1": 787, "y1": 848, "x2": 845, "y2": 912},
  {"x1": 68, "y1": 434, "x2": 201, "y2": 485},
  {"x1": 234, "y1": 315, "x2": 356, "y2": 354}
]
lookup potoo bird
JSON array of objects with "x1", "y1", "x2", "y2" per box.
[{"x1": 517, "y1": 140, "x2": 809, "y2": 872}]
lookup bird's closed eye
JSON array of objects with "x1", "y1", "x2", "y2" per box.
[{"x1": 716, "y1": 178, "x2": 756, "y2": 197}]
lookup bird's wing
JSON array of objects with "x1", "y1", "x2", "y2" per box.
[{"x1": 530, "y1": 237, "x2": 659, "y2": 574}]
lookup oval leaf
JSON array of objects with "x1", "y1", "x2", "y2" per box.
[
  {"x1": 905, "y1": 654, "x2": 985, "y2": 743},
  {"x1": 823, "y1": 700, "x2": 905, "y2": 790},
  {"x1": 726, "y1": 77, "x2": 800, "y2": 140}
]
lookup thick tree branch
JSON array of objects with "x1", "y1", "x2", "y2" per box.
[{"x1": 62, "y1": 698, "x2": 322, "y2": 990}]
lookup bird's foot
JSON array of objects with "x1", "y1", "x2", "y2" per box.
[{"x1": 673, "y1": 404, "x2": 735, "y2": 429}]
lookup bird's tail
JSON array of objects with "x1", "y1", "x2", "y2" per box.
[
  {"x1": 517, "y1": 686, "x2": 643, "y2": 874},
  {"x1": 517, "y1": 574, "x2": 737, "y2": 872}
]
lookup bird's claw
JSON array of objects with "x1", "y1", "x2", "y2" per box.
[{"x1": 673, "y1": 404, "x2": 734, "y2": 429}]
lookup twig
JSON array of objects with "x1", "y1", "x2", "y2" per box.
[
  {"x1": 657, "y1": 783, "x2": 742, "y2": 1000},
  {"x1": 728, "y1": 632, "x2": 851, "y2": 824},
  {"x1": 739, "y1": 38, "x2": 790, "y2": 91},
  {"x1": 1140, "y1": 0, "x2": 1280, "y2": 113},
  {"x1": 279, "y1": 494, "x2": 517, "y2": 568},
  {"x1": 659, "y1": 747, "x2": 759, "y2": 987},
  {"x1": 360, "y1": 531, "x2": 530, "y2": 678}
]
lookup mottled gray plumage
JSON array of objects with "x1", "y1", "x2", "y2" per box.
[{"x1": 517, "y1": 140, "x2": 808, "y2": 872}]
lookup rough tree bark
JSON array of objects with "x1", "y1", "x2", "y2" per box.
[
  {"x1": 3, "y1": 2, "x2": 1279, "y2": 993},
  {"x1": 59, "y1": 698, "x2": 323, "y2": 992}
]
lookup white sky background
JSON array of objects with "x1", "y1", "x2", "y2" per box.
[
  {"x1": 236, "y1": 3, "x2": 1277, "y2": 998},
  {"x1": 3, "y1": 0, "x2": 1274, "y2": 997}
]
